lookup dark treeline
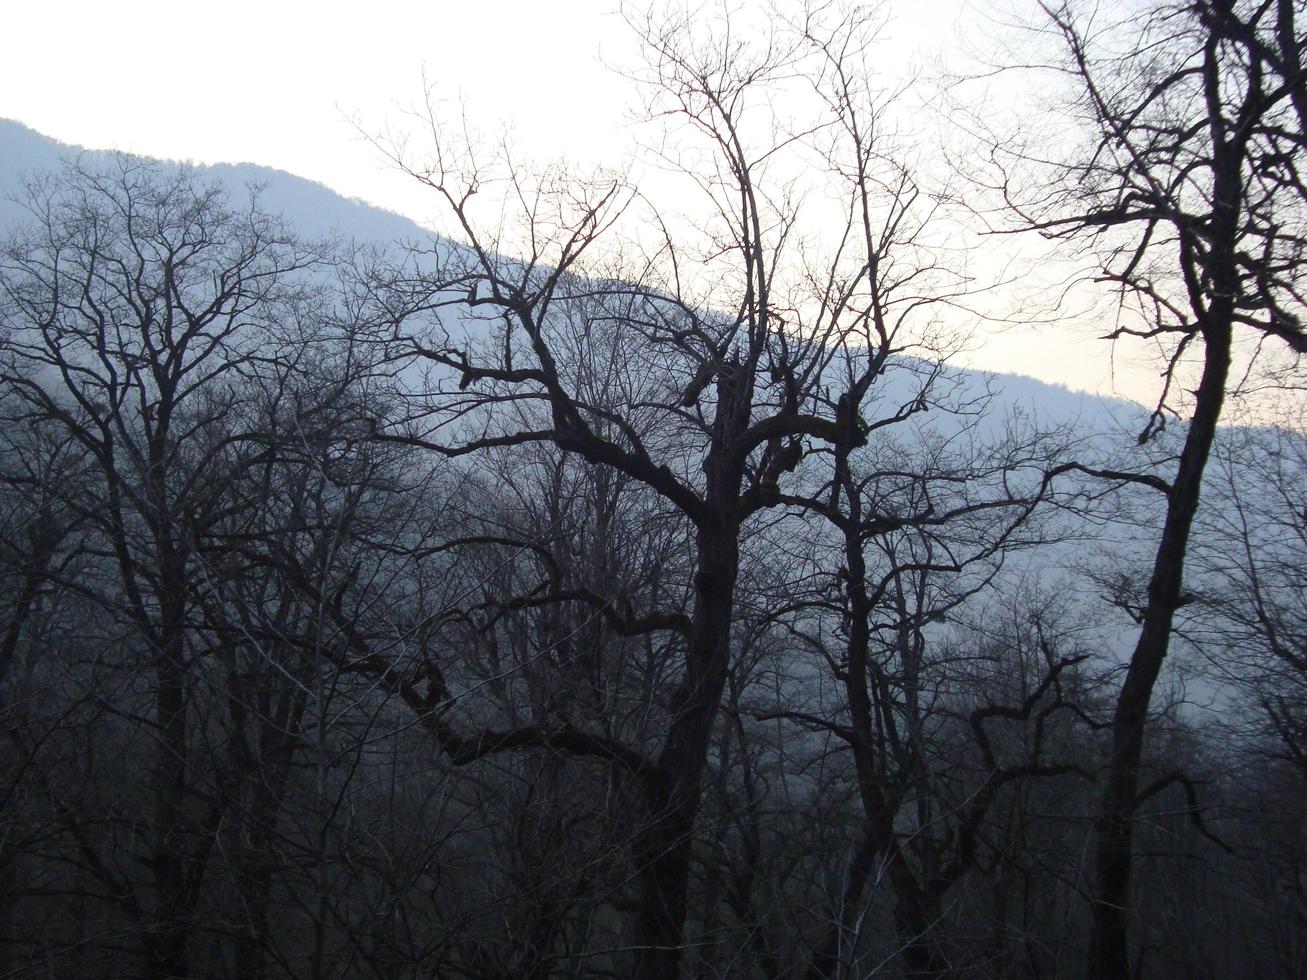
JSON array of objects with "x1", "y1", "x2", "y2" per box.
[{"x1": 1, "y1": 2, "x2": 1304, "y2": 978}]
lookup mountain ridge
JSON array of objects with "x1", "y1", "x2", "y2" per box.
[{"x1": 0, "y1": 116, "x2": 1155, "y2": 431}]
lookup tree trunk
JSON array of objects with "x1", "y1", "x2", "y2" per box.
[
  {"x1": 809, "y1": 466, "x2": 951, "y2": 979},
  {"x1": 148, "y1": 630, "x2": 191, "y2": 975},
  {"x1": 1086, "y1": 323, "x2": 1231, "y2": 980},
  {"x1": 146, "y1": 542, "x2": 194, "y2": 980},
  {"x1": 631, "y1": 527, "x2": 739, "y2": 980}
]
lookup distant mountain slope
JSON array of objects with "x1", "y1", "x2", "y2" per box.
[
  {"x1": 0, "y1": 118, "x2": 1154, "y2": 436},
  {"x1": 0, "y1": 118, "x2": 430, "y2": 246},
  {"x1": 10, "y1": 117, "x2": 1281, "y2": 711}
]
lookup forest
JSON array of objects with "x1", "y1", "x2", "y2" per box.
[{"x1": 0, "y1": 1, "x2": 1304, "y2": 978}]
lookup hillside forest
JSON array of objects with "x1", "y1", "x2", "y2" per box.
[{"x1": 1, "y1": 2, "x2": 1305, "y2": 978}]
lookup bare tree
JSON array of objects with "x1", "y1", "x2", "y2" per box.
[
  {"x1": 756, "y1": 393, "x2": 1096, "y2": 977},
  {"x1": 362, "y1": 5, "x2": 980, "y2": 974},
  {"x1": 984, "y1": 1, "x2": 1307, "y2": 975},
  {"x1": 1200, "y1": 420, "x2": 1307, "y2": 780},
  {"x1": 0, "y1": 155, "x2": 329, "y2": 978}
]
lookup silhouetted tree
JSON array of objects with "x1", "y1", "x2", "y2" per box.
[{"x1": 988, "y1": 2, "x2": 1307, "y2": 974}]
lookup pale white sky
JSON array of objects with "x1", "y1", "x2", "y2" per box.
[
  {"x1": 2, "y1": 0, "x2": 641, "y2": 223},
  {"x1": 0, "y1": 0, "x2": 1164, "y2": 405}
]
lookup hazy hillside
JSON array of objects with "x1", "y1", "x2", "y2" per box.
[
  {"x1": 0, "y1": 116, "x2": 1168, "y2": 644},
  {"x1": 2, "y1": 101, "x2": 1298, "y2": 980},
  {"x1": 0, "y1": 118, "x2": 429, "y2": 246},
  {"x1": 0, "y1": 119, "x2": 1154, "y2": 433}
]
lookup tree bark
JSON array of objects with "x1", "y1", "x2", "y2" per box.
[
  {"x1": 632, "y1": 527, "x2": 740, "y2": 980},
  {"x1": 1087, "y1": 325, "x2": 1233, "y2": 980},
  {"x1": 145, "y1": 561, "x2": 194, "y2": 980}
]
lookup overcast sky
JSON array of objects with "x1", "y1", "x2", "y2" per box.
[
  {"x1": 0, "y1": 0, "x2": 1167, "y2": 405},
  {"x1": 4, "y1": 1, "x2": 634, "y2": 220}
]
